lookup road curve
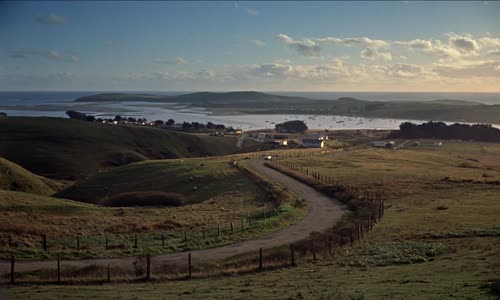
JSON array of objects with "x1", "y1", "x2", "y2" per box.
[{"x1": 0, "y1": 159, "x2": 345, "y2": 273}]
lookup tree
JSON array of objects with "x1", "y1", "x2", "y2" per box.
[
  {"x1": 153, "y1": 120, "x2": 164, "y2": 126},
  {"x1": 0, "y1": 112, "x2": 7, "y2": 117},
  {"x1": 127, "y1": 117, "x2": 137, "y2": 123},
  {"x1": 182, "y1": 122, "x2": 193, "y2": 130},
  {"x1": 166, "y1": 119, "x2": 175, "y2": 126},
  {"x1": 85, "y1": 115, "x2": 96, "y2": 122},
  {"x1": 114, "y1": 115, "x2": 123, "y2": 122},
  {"x1": 66, "y1": 110, "x2": 87, "y2": 121},
  {"x1": 275, "y1": 120, "x2": 308, "y2": 133}
]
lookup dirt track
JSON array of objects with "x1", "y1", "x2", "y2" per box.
[{"x1": 0, "y1": 159, "x2": 345, "y2": 273}]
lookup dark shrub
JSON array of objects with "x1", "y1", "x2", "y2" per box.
[{"x1": 99, "y1": 191, "x2": 184, "y2": 207}]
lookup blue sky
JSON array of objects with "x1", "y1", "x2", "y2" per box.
[{"x1": 1, "y1": 1, "x2": 499, "y2": 91}]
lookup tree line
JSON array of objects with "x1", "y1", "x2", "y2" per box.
[
  {"x1": 66, "y1": 110, "x2": 229, "y2": 131},
  {"x1": 388, "y1": 121, "x2": 500, "y2": 142}
]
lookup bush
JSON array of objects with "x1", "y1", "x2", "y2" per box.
[{"x1": 98, "y1": 191, "x2": 184, "y2": 207}]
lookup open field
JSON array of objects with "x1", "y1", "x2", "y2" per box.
[
  {"x1": 0, "y1": 117, "x2": 241, "y2": 180},
  {"x1": 5, "y1": 139, "x2": 499, "y2": 298}
]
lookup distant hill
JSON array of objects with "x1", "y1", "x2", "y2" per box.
[
  {"x1": 0, "y1": 157, "x2": 63, "y2": 195},
  {"x1": 0, "y1": 117, "x2": 240, "y2": 180},
  {"x1": 74, "y1": 91, "x2": 500, "y2": 124},
  {"x1": 74, "y1": 91, "x2": 312, "y2": 104}
]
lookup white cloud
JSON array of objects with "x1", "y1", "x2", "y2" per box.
[
  {"x1": 276, "y1": 34, "x2": 322, "y2": 57},
  {"x1": 487, "y1": 49, "x2": 500, "y2": 56},
  {"x1": 360, "y1": 47, "x2": 392, "y2": 61},
  {"x1": 245, "y1": 8, "x2": 259, "y2": 16},
  {"x1": 480, "y1": 37, "x2": 500, "y2": 48},
  {"x1": 434, "y1": 60, "x2": 500, "y2": 78},
  {"x1": 250, "y1": 40, "x2": 266, "y2": 47},
  {"x1": 250, "y1": 59, "x2": 352, "y2": 80},
  {"x1": 447, "y1": 34, "x2": 480, "y2": 53},
  {"x1": 35, "y1": 13, "x2": 68, "y2": 26},
  {"x1": 176, "y1": 57, "x2": 188, "y2": 65},
  {"x1": 394, "y1": 34, "x2": 481, "y2": 58},
  {"x1": 315, "y1": 36, "x2": 390, "y2": 49},
  {"x1": 383, "y1": 63, "x2": 425, "y2": 78}
]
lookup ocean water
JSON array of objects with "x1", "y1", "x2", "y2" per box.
[{"x1": 0, "y1": 91, "x2": 498, "y2": 130}]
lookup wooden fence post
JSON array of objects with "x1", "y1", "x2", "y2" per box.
[
  {"x1": 10, "y1": 256, "x2": 14, "y2": 284},
  {"x1": 202, "y1": 228, "x2": 206, "y2": 239},
  {"x1": 259, "y1": 248, "x2": 263, "y2": 271},
  {"x1": 134, "y1": 235, "x2": 138, "y2": 249},
  {"x1": 57, "y1": 255, "x2": 61, "y2": 283},
  {"x1": 146, "y1": 254, "x2": 151, "y2": 280},
  {"x1": 105, "y1": 236, "x2": 108, "y2": 250},
  {"x1": 290, "y1": 244, "x2": 295, "y2": 266},
  {"x1": 230, "y1": 222, "x2": 234, "y2": 233},
  {"x1": 217, "y1": 225, "x2": 220, "y2": 237},
  {"x1": 312, "y1": 240, "x2": 317, "y2": 261},
  {"x1": 42, "y1": 234, "x2": 47, "y2": 251},
  {"x1": 188, "y1": 252, "x2": 192, "y2": 279},
  {"x1": 107, "y1": 264, "x2": 111, "y2": 282},
  {"x1": 8, "y1": 236, "x2": 12, "y2": 248},
  {"x1": 184, "y1": 231, "x2": 187, "y2": 243},
  {"x1": 76, "y1": 236, "x2": 80, "y2": 251},
  {"x1": 161, "y1": 233, "x2": 165, "y2": 246}
]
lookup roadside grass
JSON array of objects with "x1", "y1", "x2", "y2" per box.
[
  {"x1": 6, "y1": 236, "x2": 498, "y2": 299},
  {"x1": 0, "y1": 179, "x2": 307, "y2": 260}
]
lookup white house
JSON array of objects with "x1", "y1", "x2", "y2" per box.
[
  {"x1": 371, "y1": 141, "x2": 395, "y2": 148},
  {"x1": 301, "y1": 138, "x2": 324, "y2": 148}
]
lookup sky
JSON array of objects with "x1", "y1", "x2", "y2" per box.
[{"x1": 0, "y1": 1, "x2": 499, "y2": 92}]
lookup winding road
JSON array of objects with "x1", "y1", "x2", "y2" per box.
[{"x1": 0, "y1": 159, "x2": 345, "y2": 273}]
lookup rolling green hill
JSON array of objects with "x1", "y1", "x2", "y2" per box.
[
  {"x1": 74, "y1": 92, "x2": 500, "y2": 124},
  {"x1": 0, "y1": 117, "x2": 240, "y2": 180},
  {"x1": 0, "y1": 157, "x2": 63, "y2": 195},
  {"x1": 54, "y1": 157, "x2": 252, "y2": 205}
]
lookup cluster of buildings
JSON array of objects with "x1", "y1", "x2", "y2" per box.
[{"x1": 249, "y1": 132, "x2": 329, "y2": 148}]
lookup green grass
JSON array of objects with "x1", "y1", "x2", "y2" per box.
[
  {"x1": 55, "y1": 157, "x2": 254, "y2": 205},
  {"x1": 0, "y1": 157, "x2": 63, "y2": 195},
  {"x1": 0, "y1": 117, "x2": 240, "y2": 180}
]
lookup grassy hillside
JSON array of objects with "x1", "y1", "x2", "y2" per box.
[
  {"x1": 0, "y1": 117, "x2": 240, "y2": 180},
  {"x1": 0, "y1": 157, "x2": 63, "y2": 195},
  {"x1": 0, "y1": 156, "x2": 305, "y2": 259},
  {"x1": 74, "y1": 92, "x2": 500, "y2": 123},
  {"x1": 55, "y1": 157, "x2": 256, "y2": 205}
]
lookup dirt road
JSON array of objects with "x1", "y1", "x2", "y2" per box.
[{"x1": 0, "y1": 159, "x2": 345, "y2": 273}]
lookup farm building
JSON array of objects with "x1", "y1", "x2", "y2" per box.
[
  {"x1": 271, "y1": 140, "x2": 288, "y2": 147},
  {"x1": 371, "y1": 141, "x2": 395, "y2": 148},
  {"x1": 301, "y1": 138, "x2": 324, "y2": 148}
]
